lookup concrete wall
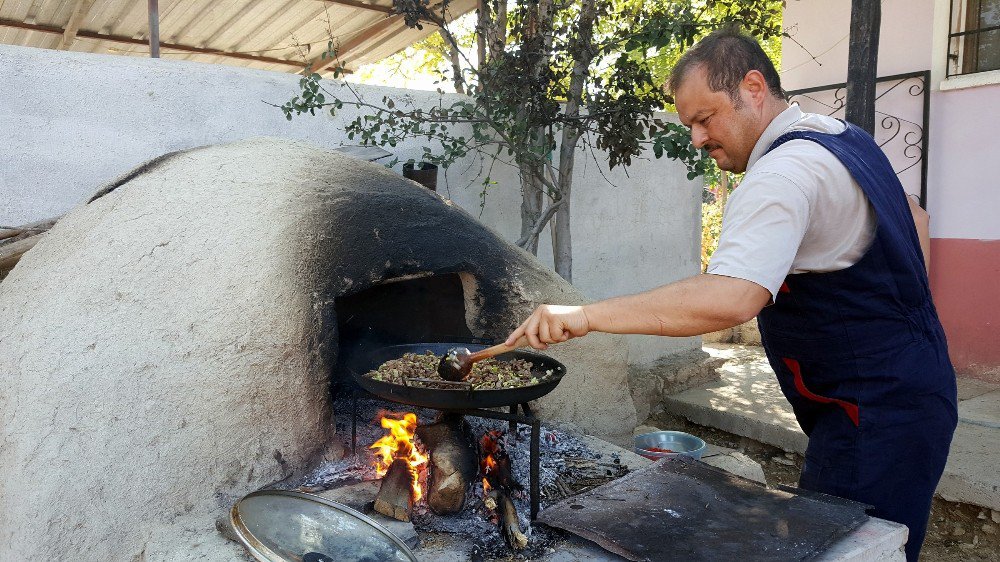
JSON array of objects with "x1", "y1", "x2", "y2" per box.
[
  {"x1": 782, "y1": 0, "x2": 1000, "y2": 379},
  {"x1": 0, "y1": 43, "x2": 701, "y2": 365}
]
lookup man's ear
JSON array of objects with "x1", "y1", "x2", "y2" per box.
[{"x1": 742, "y1": 70, "x2": 768, "y2": 103}]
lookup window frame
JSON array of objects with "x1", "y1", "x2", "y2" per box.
[{"x1": 948, "y1": 0, "x2": 1000, "y2": 77}]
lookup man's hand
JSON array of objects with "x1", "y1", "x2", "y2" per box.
[
  {"x1": 503, "y1": 274, "x2": 770, "y2": 351},
  {"x1": 505, "y1": 305, "x2": 591, "y2": 350},
  {"x1": 907, "y1": 194, "x2": 931, "y2": 272}
]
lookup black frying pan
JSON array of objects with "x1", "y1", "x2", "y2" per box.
[{"x1": 350, "y1": 343, "x2": 567, "y2": 409}]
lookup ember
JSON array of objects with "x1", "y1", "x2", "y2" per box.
[
  {"x1": 480, "y1": 430, "x2": 518, "y2": 493},
  {"x1": 370, "y1": 412, "x2": 428, "y2": 500},
  {"x1": 479, "y1": 430, "x2": 528, "y2": 549}
]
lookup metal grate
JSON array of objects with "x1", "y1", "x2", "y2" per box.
[{"x1": 786, "y1": 71, "x2": 931, "y2": 208}]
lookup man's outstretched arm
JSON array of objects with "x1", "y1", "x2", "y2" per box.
[{"x1": 506, "y1": 273, "x2": 772, "y2": 349}]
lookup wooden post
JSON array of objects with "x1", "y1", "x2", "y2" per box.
[
  {"x1": 148, "y1": 0, "x2": 160, "y2": 58},
  {"x1": 845, "y1": 0, "x2": 881, "y2": 134}
]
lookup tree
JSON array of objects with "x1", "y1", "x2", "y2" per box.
[
  {"x1": 283, "y1": 0, "x2": 782, "y2": 282},
  {"x1": 845, "y1": 0, "x2": 880, "y2": 134}
]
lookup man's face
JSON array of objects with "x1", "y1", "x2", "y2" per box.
[{"x1": 674, "y1": 65, "x2": 762, "y2": 173}]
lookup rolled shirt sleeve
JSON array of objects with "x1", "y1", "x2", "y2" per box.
[{"x1": 706, "y1": 171, "x2": 811, "y2": 300}]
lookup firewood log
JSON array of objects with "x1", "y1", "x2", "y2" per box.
[
  {"x1": 373, "y1": 458, "x2": 413, "y2": 522},
  {"x1": 416, "y1": 413, "x2": 477, "y2": 515},
  {"x1": 495, "y1": 491, "x2": 528, "y2": 549}
]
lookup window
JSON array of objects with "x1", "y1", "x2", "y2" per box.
[{"x1": 949, "y1": 0, "x2": 1000, "y2": 76}]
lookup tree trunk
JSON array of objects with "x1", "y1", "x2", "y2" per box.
[
  {"x1": 488, "y1": 0, "x2": 506, "y2": 60},
  {"x1": 518, "y1": 160, "x2": 544, "y2": 255},
  {"x1": 439, "y1": 29, "x2": 465, "y2": 94},
  {"x1": 846, "y1": 0, "x2": 881, "y2": 134},
  {"x1": 476, "y1": 0, "x2": 488, "y2": 66},
  {"x1": 551, "y1": 0, "x2": 598, "y2": 282},
  {"x1": 513, "y1": 0, "x2": 554, "y2": 257}
]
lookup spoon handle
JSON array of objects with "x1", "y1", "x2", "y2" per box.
[{"x1": 466, "y1": 335, "x2": 530, "y2": 364}]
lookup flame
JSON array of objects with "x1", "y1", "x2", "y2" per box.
[
  {"x1": 370, "y1": 412, "x2": 428, "y2": 501},
  {"x1": 482, "y1": 453, "x2": 498, "y2": 492},
  {"x1": 480, "y1": 430, "x2": 502, "y2": 494}
]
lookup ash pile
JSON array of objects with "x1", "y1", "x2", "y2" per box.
[{"x1": 287, "y1": 397, "x2": 630, "y2": 560}]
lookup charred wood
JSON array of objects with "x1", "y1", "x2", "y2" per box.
[
  {"x1": 373, "y1": 458, "x2": 413, "y2": 522},
  {"x1": 416, "y1": 413, "x2": 477, "y2": 515},
  {"x1": 486, "y1": 490, "x2": 527, "y2": 550}
]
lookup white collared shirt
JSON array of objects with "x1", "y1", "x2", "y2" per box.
[{"x1": 706, "y1": 105, "x2": 876, "y2": 299}]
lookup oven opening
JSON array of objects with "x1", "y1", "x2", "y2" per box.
[{"x1": 332, "y1": 273, "x2": 477, "y2": 399}]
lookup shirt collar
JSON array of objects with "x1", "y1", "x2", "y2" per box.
[{"x1": 746, "y1": 104, "x2": 803, "y2": 171}]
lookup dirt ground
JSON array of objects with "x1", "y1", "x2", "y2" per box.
[{"x1": 647, "y1": 413, "x2": 1000, "y2": 561}]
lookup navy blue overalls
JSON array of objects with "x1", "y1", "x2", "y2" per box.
[{"x1": 756, "y1": 123, "x2": 958, "y2": 561}]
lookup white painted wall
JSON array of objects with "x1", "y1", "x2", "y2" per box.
[
  {"x1": 0, "y1": 43, "x2": 701, "y2": 364},
  {"x1": 781, "y1": 0, "x2": 937, "y2": 90},
  {"x1": 781, "y1": 0, "x2": 1000, "y2": 241}
]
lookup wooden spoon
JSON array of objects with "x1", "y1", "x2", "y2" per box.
[{"x1": 437, "y1": 336, "x2": 530, "y2": 381}]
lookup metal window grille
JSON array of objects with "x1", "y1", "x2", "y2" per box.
[
  {"x1": 786, "y1": 71, "x2": 931, "y2": 208},
  {"x1": 948, "y1": 0, "x2": 1000, "y2": 77}
]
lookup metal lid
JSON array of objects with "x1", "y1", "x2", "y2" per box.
[{"x1": 230, "y1": 490, "x2": 418, "y2": 562}]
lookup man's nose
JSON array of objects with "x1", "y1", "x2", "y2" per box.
[{"x1": 690, "y1": 125, "x2": 708, "y2": 148}]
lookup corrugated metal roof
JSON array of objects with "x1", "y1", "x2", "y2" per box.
[{"x1": 0, "y1": 0, "x2": 476, "y2": 75}]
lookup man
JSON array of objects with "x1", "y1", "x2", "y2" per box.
[{"x1": 505, "y1": 28, "x2": 956, "y2": 561}]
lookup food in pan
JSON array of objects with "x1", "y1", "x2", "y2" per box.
[{"x1": 365, "y1": 351, "x2": 548, "y2": 389}]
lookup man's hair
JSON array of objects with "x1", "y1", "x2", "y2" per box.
[{"x1": 667, "y1": 27, "x2": 784, "y2": 105}]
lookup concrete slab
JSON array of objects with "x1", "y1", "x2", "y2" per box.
[
  {"x1": 957, "y1": 378, "x2": 1000, "y2": 401},
  {"x1": 662, "y1": 344, "x2": 1000, "y2": 513},
  {"x1": 959, "y1": 389, "x2": 1000, "y2": 427},
  {"x1": 702, "y1": 450, "x2": 768, "y2": 485},
  {"x1": 818, "y1": 518, "x2": 907, "y2": 562},
  {"x1": 938, "y1": 421, "x2": 1000, "y2": 511},
  {"x1": 662, "y1": 344, "x2": 808, "y2": 454},
  {"x1": 579, "y1": 434, "x2": 653, "y2": 471}
]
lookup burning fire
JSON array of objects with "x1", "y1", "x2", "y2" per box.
[
  {"x1": 370, "y1": 412, "x2": 428, "y2": 500},
  {"x1": 480, "y1": 430, "x2": 503, "y2": 493}
]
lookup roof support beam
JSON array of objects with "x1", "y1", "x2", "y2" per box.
[
  {"x1": 147, "y1": 0, "x2": 160, "y2": 58},
  {"x1": 0, "y1": 18, "x2": 307, "y2": 69},
  {"x1": 303, "y1": 13, "x2": 404, "y2": 74},
  {"x1": 320, "y1": 0, "x2": 394, "y2": 15},
  {"x1": 57, "y1": 0, "x2": 97, "y2": 50}
]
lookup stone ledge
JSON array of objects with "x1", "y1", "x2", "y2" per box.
[
  {"x1": 661, "y1": 344, "x2": 808, "y2": 454},
  {"x1": 628, "y1": 348, "x2": 724, "y2": 424}
]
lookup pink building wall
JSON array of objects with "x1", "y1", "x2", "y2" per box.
[{"x1": 782, "y1": 0, "x2": 1000, "y2": 379}]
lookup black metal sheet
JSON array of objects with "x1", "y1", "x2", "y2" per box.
[
  {"x1": 349, "y1": 343, "x2": 566, "y2": 409},
  {"x1": 538, "y1": 457, "x2": 870, "y2": 562}
]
